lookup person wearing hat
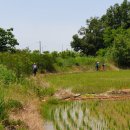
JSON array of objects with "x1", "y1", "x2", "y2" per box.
[
  {"x1": 95, "y1": 61, "x2": 99, "y2": 71},
  {"x1": 32, "y1": 63, "x2": 38, "y2": 76}
]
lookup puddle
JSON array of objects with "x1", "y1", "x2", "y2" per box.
[
  {"x1": 43, "y1": 101, "x2": 108, "y2": 130},
  {"x1": 43, "y1": 122, "x2": 54, "y2": 130}
]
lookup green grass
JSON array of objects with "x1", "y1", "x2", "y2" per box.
[{"x1": 44, "y1": 70, "x2": 130, "y2": 94}]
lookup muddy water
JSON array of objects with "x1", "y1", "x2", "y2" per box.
[{"x1": 43, "y1": 102, "x2": 108, "y2": 130}]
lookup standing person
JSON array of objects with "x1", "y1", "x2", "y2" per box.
[
  {"x1": 32, "y1": 63, "x2": 38, "y2": 76},
  {"x1": 95, "y1": 62, "x2": 99, "y2": 71},
  {"x1": 102, "y1": 63, "x2": 105, "y2": 71}
]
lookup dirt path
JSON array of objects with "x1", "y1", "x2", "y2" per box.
[{"x1": 10, "y1": 99, "x2": 44, "y2": 130}]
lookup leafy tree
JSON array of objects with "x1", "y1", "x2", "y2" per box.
[
  {"x1": 71, "y1": 34, "x2": 83, "y2": 53},
  {"x1": 110, "y1": 28, "x2": 130, "y2": 66},
  {"x1": 101, "y1": 0, "x2": 130, "y2": 29},
  {"x1": 101, "y1": 4, "x2": 121, "y2": 29},
  {"x1": 71, "y1": 17, "x2": 104, "y2": 55},
  {"x1": 71, "y1": 0, "x2": 130, "y2": 57},
  {"x1": 0, "y1": 28, "x2": 18, "y2": 52},
  {"x1": 120, "y1": 0, "x2": 130, "y2": 28}
]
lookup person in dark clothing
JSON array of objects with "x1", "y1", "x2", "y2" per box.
[
  {"x1": 32, "y1": 63, "x2": 38, "y2": 76},
  {"x1": 102, "y1": 63, "x2": 105, "y2": 71},
  {"x1": 95, "y1": 62, "x2": 99, "y2": 71}
]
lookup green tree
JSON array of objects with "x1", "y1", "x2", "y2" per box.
[
  {"x1": 120, "y1": 0, "x2": 130, "y2": 28},
  {"x1": 71, "y1": 0, "x2": 130, "y2": 56},
  {"x1": 0, "y1": 28, "x2": 19, "y2": 52},
  {"x1": 110, "y1": 28, "x2": 130, "y2": 66},
  {"x1": 101, "y1": 0, "x2": 130, "y2": 29},
  {"x1": 71, "y1": 17, "x2": 104, "y2": 55}
]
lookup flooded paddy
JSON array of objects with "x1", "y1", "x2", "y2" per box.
[{"x1": 43, "y1": 100, "x2": 130, "y2": 130}]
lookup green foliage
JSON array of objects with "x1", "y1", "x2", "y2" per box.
[
  {"x1": 0, "y1": 124, "x2": 4, "y2": 130},
  {"x1": 71, "y1": 17, "x2": 104, "y2": 56},
  {"x1": 0, "y1": 50, "x2": 106, "y2": 76},
  {"x1": 108, "y1": 28, "x2": 130, "y2": 66},
  {"x1": 58, "y1": 50, "x2": 79, "y2": 58},
  {"x1": 0, "y1": 64, "x2": 16, "y2": 85},
  {"x1": 102, "y1": 0, "x2": 130, "y2": 29},
  {"x1": 17, "y1": 129, "x2": 28, "y2": 130},
  {"x1": 0, "y1": 28, "x2": 18, "y2": 52},
  {"x1": 70, "y1": 0, "x2": 130, "y2": 68},
  {"x1": 6, "y1": 99, "x2": 23, "y2": 110},
  {"x1": 0, "y1": 51, "x2": 57, "y2": 77},
  {"x1": 35, "y1": 87, "x2": 55, "y2": 98},
  {"x1": 96, "y1": 49, "x2": 107, "y2": 57},
  {"x1": 47, "y1": 98, "x2": 60, "y2": 105},
  {"x1": 0, "y1": 95, "x2": 8, "y2": 120},
  {"x1": 41, "y1": 52, "x2": 56, "y2": 72},
  {"x1": 55, "y1": 56, "x2": 105, "y2": 72}
]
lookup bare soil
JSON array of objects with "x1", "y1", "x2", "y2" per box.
[
  {"x1": 54, "y1": 89, "x2": 130, "y2": 101},
  {"x1": 10, "y1": 99, "x2": 44, "y2": 130}
]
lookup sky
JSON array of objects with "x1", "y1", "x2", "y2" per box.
[{"x1": 0, "y1": 0, "x2": 124, "y2": 52}]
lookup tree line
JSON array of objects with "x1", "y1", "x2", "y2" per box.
[
  {"x1": 0, "y1": 0, "x2": 130, "y2": 67},
  {"x1": 71, "y1": 0, "x2": 130, "y2": 66}
]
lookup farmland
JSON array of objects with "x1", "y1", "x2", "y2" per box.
[
  {"x1": 42, "y1": 70, "x2": 130, "y2": 130},
  {"x1": 44, "y1": 70, "x2": 130, "y2": 94}
]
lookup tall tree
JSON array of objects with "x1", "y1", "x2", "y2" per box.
[
  {"x1": 101, "y1": 0, "x2": 130, "y2": 29},
  {"x1": 71, "y1": 0, "x2": 130, "y2": 56},
  {"x1": 0, "y1": 28, "x2": 19, "y2": 52},
  {"x1": 110, "y1": 28, "x2": 130, "y2": 66},
  {"x1": 71, "y1": 17, "x2": 104, "y2": 55},
  {"x1": 120, "y1": 0, "x2": 130, "y2": 28}
]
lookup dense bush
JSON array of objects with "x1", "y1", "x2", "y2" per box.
[
  {"x1": 0, "y1": 51, "x2": 57, "y2": 77},
  {"x1": 105, "y1": 28, "x2": 130, "y2": 67},
  {"x1": 0, "y1": 50, "x2": 105, "y2": 77},
  {"x1": 0, "y1": 64, "x2": 16, "y2": 85}
]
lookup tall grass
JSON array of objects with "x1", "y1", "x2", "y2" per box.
[
  {"x1": 55, "y1": 56, "x2": 107, "y2": 72},
  {"x1": 0, "y1": 64, "x2": 16, "y2": 85},
  {"x1": 0, "y1": 94, "x2": 8, "y2": 120},
  {"x1": 0, "y1": 51, "x2": 111, "y2": 76}
]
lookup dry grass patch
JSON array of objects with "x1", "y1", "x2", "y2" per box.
[{"x1": 10, "y1": 98, "x2": 44, "y2": 130}]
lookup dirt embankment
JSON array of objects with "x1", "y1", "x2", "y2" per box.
[{"x1": 54, "y1": 89, "x2": 130, "y2": 101}]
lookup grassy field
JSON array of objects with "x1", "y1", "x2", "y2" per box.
[{"x1": 44, "y1": 70, "x2": 130, "y2": 94}]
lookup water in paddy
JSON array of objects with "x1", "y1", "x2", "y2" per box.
[{"x1": 43, "y1": 101, "x2": 108, "y2": 130}]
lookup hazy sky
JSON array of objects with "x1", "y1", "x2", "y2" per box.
[{"x1": 0, "y1": 0, "x2": 124, "y2": 52}]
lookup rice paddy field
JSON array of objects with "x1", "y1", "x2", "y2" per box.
[
  {"x1": 42, "y1": 70, "x2": 130, "y2": 130},
  {"x1": 44, "y1": 70, "x2": 130, "y2": 94},
  {"x1": 43, "y1": 100, "x2": 130, "y2": 130}
]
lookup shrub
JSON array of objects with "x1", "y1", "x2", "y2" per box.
[
  {"x1": 6, "y1": 99, "x2": 23, "y2": 111},
  {"x1": 0, "y1": 64, "x2": 16, "y2": 85},
  {"x1": 35, "y1": 87, "x2": 55, "y2": 98}
]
